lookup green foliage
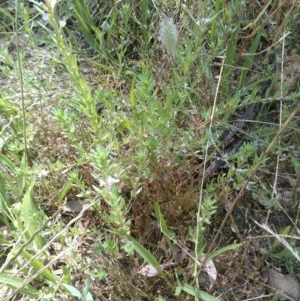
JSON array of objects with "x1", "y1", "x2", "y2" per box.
[
  {"x1": 124, "y1": 234, "x2": 168, "y2": 282},
  {"x1": 71, "y1": 0, "x2": 106, "y2": 56},
  {"x1": 22, "y1": 177, "x2": 46, "y2": 249},
  {"x1": 62, "y1": 278, "x2": 94, "y2": 301},
  {"x1": 0, "y1": 0, "x2": 299, "y2": 300},
  {"x1": 0, "y1": 271, "x2": 39, "y2": 298},
  {"x1": 175, "y1": 283, "x2": 220, "y2": 301},
  {"x1": 193, "y1": 197, "x2": 217, "y2": 260},
  {"x1": 154, "y1": 203, "x2": 175, "y2": 250},
  {"x1": 263, "y1": 226, "x2": 300, "y2": 274}
]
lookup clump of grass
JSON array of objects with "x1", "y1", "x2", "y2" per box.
[{"x1": 0, "y1": 0, "x2": 299, "y2": 300}]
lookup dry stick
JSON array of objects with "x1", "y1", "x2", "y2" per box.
[
  {"x1": 193, "y1": 56, "x2": 225, "y2": 280},
  {"x1": 207, "y1": 101, "x2": 300, "y2": 255},
  {"x1": 271, "y1": 37, "x2": 285, "y2": 205}
]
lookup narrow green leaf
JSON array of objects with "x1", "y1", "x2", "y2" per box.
[
  {"x1": 17, "y1": 153, "x2": 28, "y2": 198},
  {"x1": 182, "y1": 283, "x2": 220, "y2": 301},
  {"x1": 140, "y1": 0, "x2": 150, "y2": 44},
  {"x1": 0, "y1": 154, "x2": 16, "y2": 171},
  {"x1": 154, "y1": 203, "x2": 174, "y2": 249},
  {"x1": 126, "y1": 236, "x2": 167, "y2": 281},
  {"x1": 85, "y1": 291, "x2": 94, "y2": 301},
  {"x1": 22, "y1": 251, "x2": 57, "y2": 283},
  {"x1": 22, "y1": 176, "x2": 46, "y2": 249},
  {"x1": 82, "y1": 277, "x2": 91, "y2": 297},
  {"x1": 130, "y1": 84, "x2": 136, "y2": 107},
  {"x1": 0, "y1": 271, "x2": 39, "y2": 297},
  {"x1": 222, "y1": 26, "x2": 239, "y2": 96},
  {"x1": 57, "y1": 178, "x2": 75, "y2": 202},
  {"x1": 238, "y1": 30, "x2": 264, "y2": 88},
  {"x1": 272, "y1": 247, "x2": 300, "y2": 259},
  {"x1": 62, "y1": 283, "x2": 83, "y2": 298},
  {"x1": 208, "y1": 242, "x2": 244, "y2": 259},
  {"x1": 62, "y1": 265, "x2": 71, "y2": 284},
  {"x1": 0, "y1": 173, "x2": 11, "y2": 227}
]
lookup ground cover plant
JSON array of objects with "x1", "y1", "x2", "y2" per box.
[{"x1": 0, "y1": 0, "x2": 300, "y2": 300}]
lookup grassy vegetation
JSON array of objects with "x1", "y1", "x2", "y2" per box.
[{"x1": 0, "y1": 0, "x2": 299, "y2": 300}]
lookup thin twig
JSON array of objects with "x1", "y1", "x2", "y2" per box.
[{"x1": 194, "y1": 55, "x2": 225, "y2": 280}]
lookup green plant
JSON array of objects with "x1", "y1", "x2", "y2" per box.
[
  {"x1": 0, "y1": 0, "x2": 299, "y2": 300},
  {"x1": 62, "y1": 278, "x2": 94, "y2": 301}
]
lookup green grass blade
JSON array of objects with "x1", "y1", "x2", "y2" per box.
[
  {"x1": 222, "y1": 27, "x2": 239, "y2": 96},
  {"x1": 62, "y1": 283, "x2": 83, "y2": 298},
  {"x1": 126, "y1": 235, "x2": 167, "y2": 281},
  {"x1": 238, "y1": 30, "x2": 266, "y2": 88},
  {"x1": 181, "y1": 283, "x2": 220, "y2": 301},
  {"x1": 0, "y1": 271, "x2": 39, "y2": 297},
  {"x1": 22, "y1": 176, "x2": 46, "y2": 249},
  {"x1": 154, "y1": 202, "x2": 175, "y2": 249},
  {"x1": 0, "y1": 154, "x2": 16, "y2": 171},
  {"x1": 208, "y1": 242, "x2": 244, "y2": 259},
  {"x1": 0, "y1": 173, "x2": 12, "y2": 227},
  {"x1": 22, "y1": 250, "x2": 57, "y2": 283}
]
